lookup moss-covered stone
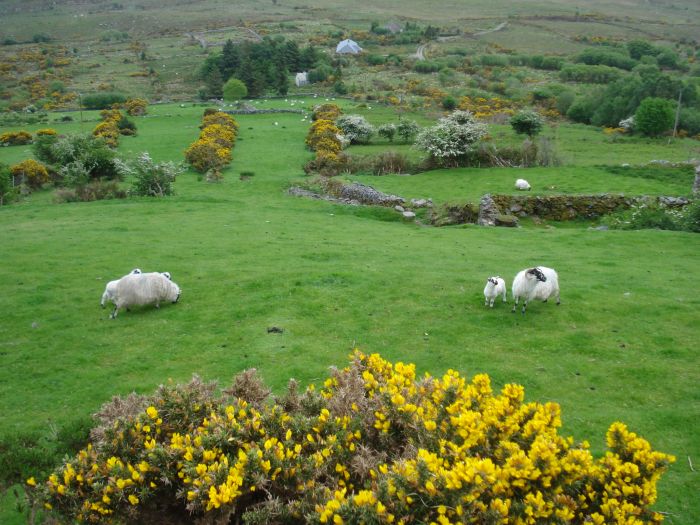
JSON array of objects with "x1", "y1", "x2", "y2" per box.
[
  {"x1": 430, "y1": 202, "x2": 479, "y2": 226},
  {"x1": 495, "y1": 214, "x2": 519, "y2": 227}
]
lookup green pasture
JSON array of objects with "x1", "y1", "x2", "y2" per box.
[{"x1": 1, "y1": 102, "x2": 699, "y2": 524}]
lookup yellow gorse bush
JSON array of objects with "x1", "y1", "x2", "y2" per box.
[
  {"x1": 28, "y1": 352, "x2": 674, "y2": 524},
  {"x1": 10, "y1": 158, "x2": 50, "y2": 189},
  {"x1": 458, "y1": 96, "x2": 517, "y2": 120},
  {"x1": 0, "y1": 130, "x2": 33, "y2": 146},
  {"x1": 185, "y1": 111, "x2": 238, "y2": 173},
  {"x1": 124, "y1": 98, "x2": 148, "y2": 116}
]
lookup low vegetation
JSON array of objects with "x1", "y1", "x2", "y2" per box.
[
  {"x1": 0, "y1": 0, "x2": 699, "y2": 521},
  {"x1": 28, "y1": 352, "x2": 674, "y2": 524}
]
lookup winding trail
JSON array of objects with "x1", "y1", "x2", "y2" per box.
[
  {"x1": 410, "y1": 43, "x2": 427, "y2": 61},
  {"x1": 473, "y1": 21, "x2": 508, "y2": 36}
]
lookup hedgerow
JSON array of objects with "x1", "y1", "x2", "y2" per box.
[
  {"x1": 27, "y1": 351, "x2": 674, "y2": 525},
  {"x1": 185, "y1": 111, "x2": 239, "y2": 174}
]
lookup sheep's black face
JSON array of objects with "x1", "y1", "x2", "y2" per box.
[
  {"x1": 528, "y1": 268, "x2": 547, "y2": 282},
  {"x1": 488, "y1": 278, "x2": 498, "y2": 286}
]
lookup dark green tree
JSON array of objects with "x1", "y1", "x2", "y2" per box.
[
  {"x1": 220, "y1": 40, "x2": 241, "y2": 80},
  {"x1": 510, "y1": 110, "x2": 544, "y2": 137}
]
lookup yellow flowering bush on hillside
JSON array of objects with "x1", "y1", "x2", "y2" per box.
[
  {"x1": 458, "y1": 96, "x2": 518, "y2": 120},
  {"x1": 304, "y1": 119, "x2": 346, "y2": 176},
  {"x1": 124, "y1": 98, "x2": 148, "y2": 116},
  {"x1": 312, "y1": 103, "x2": 343, "y2": 122},
  {"x1": 185, "y1": 111, "x2": 239, "y2": 174},
  {"x1": 10, "y1": 159, "x2": 50, "y2": 189},
  {"x1": 28, "y1": 352, "x2": 674, "y2": 524},
  {"x1": 0, "y1": 130, "x2": 33, "y2": 146}
]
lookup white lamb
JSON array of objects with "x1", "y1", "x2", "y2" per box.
[
  {"x1": 483, "y1": 276, "x2": 507, "y2": 307},
  {"x1": 511, "y1": 266, "x2": 560, "y2": 314},
  {"x1": 100, "y1": 268, "x2": 142, "y2": 308},
  {"x1": 110, "y1": 272, "x2": 181, "y2": 319},
  {"x1": 515, "y1": 178, "x2": 531, "y2": 191}
]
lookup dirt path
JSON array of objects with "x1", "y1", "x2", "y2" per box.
[
  {"x1": 473, "y1": 21, "x2": 508, "y2": 36},
  {"x1": 410, "y1": 43, "x2": 427, "y2": 60}
]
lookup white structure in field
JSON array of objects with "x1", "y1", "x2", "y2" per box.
[
  {"x1": 336, "y1": 39, "x2": 362, "y2": 54},
  {"x1": 294, "y1": 72, "x2": 309, "y2": 87}
]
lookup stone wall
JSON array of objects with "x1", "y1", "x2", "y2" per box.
[
  {"x1": 430, "y1": 193, "x2": 691, "y2": 226},
  {"x1": 491, "y1": 194, "x2": 636, "y2": 221}
]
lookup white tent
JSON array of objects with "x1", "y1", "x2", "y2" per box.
[{"x1": 335, "y1": 39, "x2": 362, "y2": 54}]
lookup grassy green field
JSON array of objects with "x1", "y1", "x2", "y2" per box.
[{"x1": 0, "y1": 101, "x2": 699, "y2": 523}]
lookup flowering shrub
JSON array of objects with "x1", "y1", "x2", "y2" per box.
[
  {"x1": 116, "y1": 152, "x2": 183, "y2": 197},
  {"x1": 10, "y1": 159, "x2": 49, "y2": 189},
  {"x1": 396, "y1": 120, "x2": 420, "y2": 143},
  {"x1": 304, "y1": 119, "x2": 346, "y2": 175},
  {"x1": 200, "y1": 124, "x2": 236, "y2": 149},
  {"x1": 458, "y1": 96, "x2": 517, "y2": 120},
  {"x1": 184, "y1": 139, "x2": 232, "y2": 173},
  {"x1": 185, "y1": 112, "x2": 238, "y2": 173},
  {"x1": 312, "y1": 103, "x2": 343, "y2": 122},
  {"x1": 0, "y1": 130, "x2": 33, "y2": 146},
  {"x1": 415, "y1": 110, "x2": 488, "y2": 167},
  {"x1": 124, "y1": 98, "x2": 148, "y2": 116},
  {"x1": 377, "y1": 123, "x2": 397, "y2": 142},
  {"x1": 35, "y1": 128, "x2": 57, "y2": 137},
  {"x1": 510, "y1": 110, "x2": 545, "y2": 137},
  {"x1": 28, "y1": 351, "x2": 674, "y2": 524},
  {"x1": 200, "y1": 112, "x2": 240, "y2": 135},
  {"x1": 335, "y1": 115, "x2": 375, "y2": 145},
  {"x1": 92, "y1": 121, "x2": 120, "y2": 148}
]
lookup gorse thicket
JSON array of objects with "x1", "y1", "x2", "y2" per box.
[
  {"x1": 28, "y1": 351, "x2": 674, "y2": 524},
  {"x1": 184, "y1": 111, "x2": 239, "y2": 174}
]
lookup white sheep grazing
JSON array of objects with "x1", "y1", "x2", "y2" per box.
[
  {"x1": 110, "y1": 272, "x2": 180, "y2": 319},
  {"x1": 100, "y1": 268, "x2": 142, "y2": 308},
  {"x1": 483, "y1": 276, "x2": 507, "y2": 307},
  {"x1": 511, "y1": 266, "x2": 560, "y2": 314},
  {"x1": 515, "y1": 178, "x2": 531, "y2": 191}
]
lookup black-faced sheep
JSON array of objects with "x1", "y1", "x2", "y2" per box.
[
  {"x1": 110, "y1": 272, "x2": 180, "y2": 319},
  {"x1": 100, "y1": 268, "x2": 142, "y2": 308},
  {"x1": 483, "y1": 276, "x2": 507, "y2": 307},
  {"x1": 511, "y1": 266, "x2": 560, "y2": 314}
]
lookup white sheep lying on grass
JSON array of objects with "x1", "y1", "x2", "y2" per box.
[
  {"x1": 515, "y1": 178, "x2": 531, "y2": 191},
  {"x1": 511, "y1": 266, "x2": 560, "y2": 314},
  {"x1": 100, "y1": 268, "x2": 142, "y2": 308},
  {"x1": 483, "y1": 276, "x2": 506, "y2": 307},
  {"x1": 110, "y1": 272, "x2": 180, "y2": 319}
]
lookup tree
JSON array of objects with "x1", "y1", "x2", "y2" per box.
[
  {"x1": 222, "y1": 77, "x2": 248, "y2": 101},
  {"x1": 204, "y1": 67, "x2": 224, "y2": 99},
  {"x1": 377, "y1": 123, "x2": 397, "y2": 142},
  {"x1": 396, "y1": 120, "x2": 420, "y2": 143},
  {"x1": 220, "y1": 40, "x2": 241, "y2": 80},
  {"x1": 634, "y1": 97, "x2": 674, "y2": 137},
  {"x1": 510, "y1": 110, "x2": 544, "y2": 137}
]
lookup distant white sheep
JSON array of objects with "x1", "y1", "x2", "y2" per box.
[
  {"x1": 483, "y1": 276, "x2": 506, "y2": 307},
  {"x1": 110, "y1": 272, "x2": 180, "y2": 319},
  {"x1": 511, "y1": 266, "x2": 560, "y2": 314},
  {"x1": 100, "y1": 268, "x2": 142, "y2": 308},
  {"x1": 515, "y1": 179, "x2": 531, "y2": 191}
]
